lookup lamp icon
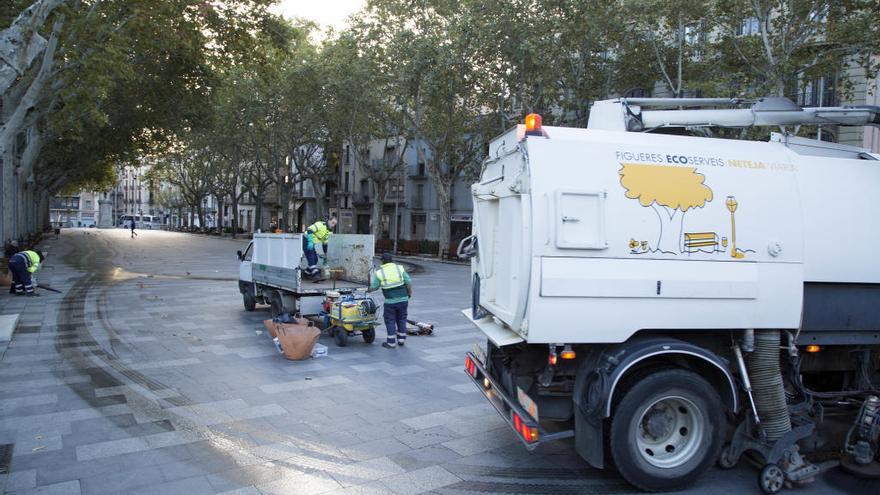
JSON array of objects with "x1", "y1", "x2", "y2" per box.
[{"x1": 726, "y1": 196, "x2": 745, "y2": 259}]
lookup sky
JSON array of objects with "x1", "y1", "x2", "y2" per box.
[{"x1": 270, "y1": 0, "x2": 366, "y2": 33}]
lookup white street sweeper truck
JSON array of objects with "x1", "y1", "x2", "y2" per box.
[{"x1": 459, "y1": 97, "x2": 880, "y2": 493}]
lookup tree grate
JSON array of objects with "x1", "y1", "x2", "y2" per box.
[{"x1": 0, "y1": 443, "x2": 13, "y2": 474}]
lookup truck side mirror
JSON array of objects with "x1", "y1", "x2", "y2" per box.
[{"x1": 237, "y1": 250, "x2": 243, "y2": 260}]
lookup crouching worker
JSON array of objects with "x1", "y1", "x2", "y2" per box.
[
  {"x1": 369, "y1": 253, "x2": 412, "y2": 348},
  {"x1": 9, "y1": 249, "x2": 44, "y2": 296},
  {"x1": 302, "y1": 217, "x2": 337, "y2": 278}
]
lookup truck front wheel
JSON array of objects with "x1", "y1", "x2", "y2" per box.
[
  {"x1": 609, "y1": 368, "x2": 723, "y2": 492},
  {"x1": 243, "y1": 290, "x2": 257, "y2": 311}
]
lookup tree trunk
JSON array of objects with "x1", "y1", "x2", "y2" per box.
[
  {"x1": 651, "y1": 204, "x2": 684, "y2": 254},
  {"x1": 254, "y1": 182, "x2": 265, "y2": 232},
  {"x1": 197, "y1": 204, "x2": 205, "y2": 229},
  {"x1": 216, "y1": 198, "x2": 224, "y2": 234},
  {"x1": 0, "y1": 17, "x2": 62, "y2": 243},
  {"x1": 371, "y1": 181, "x2": 386, "y2": 239},
  {"x1": 231, "y1": 197, "x2": 239, "y2": 237},
  {"x1": 437, "y1": 193, "x2": 451, "y2": 257},
  {"x1": 312, "y1": 177, "x2": 326, "y2": 221}
]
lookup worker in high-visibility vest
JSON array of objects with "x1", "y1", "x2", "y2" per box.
[
  {"x1": 369, "y1": 253, "x2": 413, "y2": 348},
  {"x1": 8, "y1": 249, "x2": 44, "y2": 296},
  {"x1": 302, "y1": 217, "x2": 337, "y2": 278}
]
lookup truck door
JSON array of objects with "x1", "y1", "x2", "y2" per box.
[
  {"x1": 473, "y1": 191, "x2": 532, "y2": 330},
  {"x1": 239, "y1": 242, "x2": 253, "y2": 283}
]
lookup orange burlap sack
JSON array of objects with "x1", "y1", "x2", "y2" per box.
[
  {"x1": 275, "y1": 323, "x2": 321, "y2": 360},
  {"x1": 263, "y1": 319, "x2": 278, "y2": 338}
]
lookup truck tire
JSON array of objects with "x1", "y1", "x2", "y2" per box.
[
  {"x1": 609, "y1": 368, "x2": 723, "y2": 492},
  {"x1": 268, "y1": 290, "x2": 284, "y2": 318},
  {"x1": 243, "y1": 291, "x2": 256, "y2": 311}
]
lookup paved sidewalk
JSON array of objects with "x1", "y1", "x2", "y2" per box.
[{"x1": 0, "y1": 230, "x2": 860, "y2": 495}]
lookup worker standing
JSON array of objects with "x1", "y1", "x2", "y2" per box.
[
  {"x1": 369, "y1": 253, "x2": 412, "y2": 349},
  {"x1": 8, "y1": 249, "x2": 44, "y2": 296},
  {"x1": 302, "y1": 217, "x2": 337, "y2": 278}
]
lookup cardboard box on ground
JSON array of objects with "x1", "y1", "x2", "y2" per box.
[{"x1": 263, "y1": 318, "x2": 320, "y2": 360}]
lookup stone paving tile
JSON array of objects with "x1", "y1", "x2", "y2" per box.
[
  {"x1": 378, "y1": 465, "x2": 461, "y2": 495},
  {"x1": 259, "y1": 375, "x2": 352, "y2": 394},
  {"x1": 4, "y1": 468, "x2": 37, "y2": 491},
  {"x1": 341, "y1": 438, "x2": 413, "y2": 462},
  {"x1": 257, "y1": 470, "x2": 342, "y2": 495},
  {"x1": 127, "y1": 475, "x2": 217, "y2": 495},
  {"x1": 328, "y1": 456, "x2": 407, "y2": 488},
  {"x1": 9, "y1": 480, "x2": 82, "y2": 495}
]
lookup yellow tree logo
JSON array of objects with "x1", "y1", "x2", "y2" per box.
[{"x1": 619, "y1": 164, "x2": 713, "y2": 254}]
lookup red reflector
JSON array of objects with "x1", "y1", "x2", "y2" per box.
[
  {"x1": 513, "y1": 413, "x2": 522, "y2": 432},
  {"x1": 548, "y1": 353, "x2": 557, "y2": 366}
]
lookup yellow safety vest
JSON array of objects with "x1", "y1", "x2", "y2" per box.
[
  {"x1": 376, "y1": 263, "x2": 405, "y2": 289},
  {"x1": 24, "y1": 250, "x2": 41, "y2": 273},
  {"x1": 307, "y1": 221, "x2": 331, "y2": 244}
]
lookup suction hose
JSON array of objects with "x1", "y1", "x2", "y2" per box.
[{"x1": 749, "y1": 330, "x2": 792, "y2": 441}]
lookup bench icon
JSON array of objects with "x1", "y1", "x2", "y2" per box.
[{"x1": 683, "y1": 232, "x2": 721, "y2": 253}]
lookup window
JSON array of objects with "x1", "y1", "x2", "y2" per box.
[
  {"x1": 737, "y1": 17, "x2": 760, "y2": 36},
  {"x1": 344, "y1": 172, "x2": 350, "y2": 192},
  {"x1": 799, "y1": 76, "x2": 836, "y2": 108},
  {"x1": 411, "y1": 213, "x2": 426, "y2": 237},
  {"x1": 415, "y1": 184, "x2": 424, "y2": 208},
  {"x1": 418, "y1": 163, "x2": 425, "y2": 176}
]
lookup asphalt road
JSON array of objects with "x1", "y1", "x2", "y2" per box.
[{"x1": 0, "y1": 229, "x2": 872, "y2": 495}]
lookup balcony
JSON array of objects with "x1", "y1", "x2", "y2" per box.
[{"x1": 408, "y1": 164, "x2": 428, "y2": 179}]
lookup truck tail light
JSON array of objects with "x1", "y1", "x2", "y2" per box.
[
  {"x1": 560, "y1": 345, "x2": 576, "y2": 360},
  {"x1": 511, "y1": 411, "x2": 539, "y2": 443},
  {"x1": 465, "y1": 356, "x2": 477, "y2": 377}
]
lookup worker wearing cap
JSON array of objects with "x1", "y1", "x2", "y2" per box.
[
  {"x1": 369, "y1": 253, "x2": 412, "y2": 348},
  {"x1": 302, "y1": 217, "x2": 337, "y2": 278},
  {"x1": 8, "y1": 249, "x2": 44, "y2": 296}
]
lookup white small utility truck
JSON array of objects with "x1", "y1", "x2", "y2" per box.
[
  {"x1": 238, "y1": 233, "x2": 374, "y2": 317},
  {"x1": 460, "y1": 97, "x2": 880, "y2": 493}
]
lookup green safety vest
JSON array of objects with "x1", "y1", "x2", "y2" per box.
[
  {"x1": 23, "y1": 250, "x2": 40, "y2": 273},
  {"x1": 376, "y1": 262, "x2": 408, "y2": 299},
  {"x1": 307, "y1": 221, "x2": 331, "y2": 244}
]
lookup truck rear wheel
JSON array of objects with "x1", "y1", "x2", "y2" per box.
[
  {"x1": 609, "y1": 368, "x2": 723, "y2": 492},
  {"x1": 268, "y1": 290, "x2": 284, "y2": 318}
]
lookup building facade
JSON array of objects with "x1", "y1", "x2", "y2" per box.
[{"x1": 334, "y1": 139, "x2": 474, "y2": 246}]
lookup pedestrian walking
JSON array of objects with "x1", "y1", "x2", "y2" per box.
[
  {"x1": 130, "y1": 218, "x2": 137, "y2": 238},
  {"x1": 8, "y1": 249, "x2": 44, "y2": 296},
  {"x1": 368, "y1": 253, "x2": 412, "y2": 348},
  {"x1": 302, "y1": 216, "x2": 337, "y2": 278}
]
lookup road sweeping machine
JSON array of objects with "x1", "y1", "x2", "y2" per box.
[{"x1": 459, "y1": 97, "x2": 880, "y2": 493}]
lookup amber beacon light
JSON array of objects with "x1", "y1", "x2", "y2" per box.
[{"x1": 524, "y1": 113, "x2": 543, "y2": 135}]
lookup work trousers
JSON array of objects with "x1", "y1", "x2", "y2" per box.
[
  {"x1": 383, "y1": 301, "x2": 408, "y2": 344},
  {"x1": 301, "y1": 236, "x2": 320, "y2": 277},
  {"x1": 9, "y1": 253, "x2": 33, "y2": 295}
]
